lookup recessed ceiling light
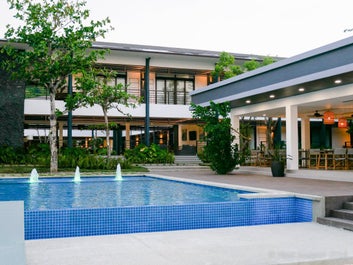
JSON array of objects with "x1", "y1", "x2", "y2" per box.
[
  {"x1": 269, "y1": 94, "x2": 275, "y2": 98},
  {"x1": 334, "y1": 79, "x2": 342, "y2": 84},
  {"x1": 245, "y1": 100, "x2": 251, "y2": 104},
  {"x1": 298, "y1": 87, "x2": 305, "y2": 92}
]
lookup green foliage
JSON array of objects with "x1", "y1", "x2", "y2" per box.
[
  {"x1": 211, "y1": 52, "x2": 276, "y2": 82},
  {"x1": 2, "y1": 0, "x2": 112, "y2": 91},
  {"x1": 191, "y1": 101, "x2": 239, "y2": 174},
  {"x1": 243, "y1": 60, "x2": 260, "y2": 71},
  {"x1": 346, "y1": 120, "x2": 353, "y2": 134},
  {"x1": 211, "y1": 52, "x2": 243, "y2": 81},
  {"x1": 268, "y1": 144, "x2": 285, "y2": 162},
  {"x1": 0, "y1": 143, "x2": 50, "y2": 166},
  {"x1": 0, "y1": 144, "x2": 130, "y2": 170},
  {"x1": 261, "y1": 56, "x2": 276, "y2": 66},
  {"x1": 239, "y1": 121, "x2": 252, "y2": 165},
  {"x1": 124, "y1": 144, "x2": 175, "y2": 164},
  {"x1": 1, "y1": 0, "x2": 112, "y2": 173},
  {"x1": 25, "y1": 85, "x2": 47, "y2": 98},
  {"x1": 59, "y1": 147, "x2": 128, "y2": 170},
  {"x1": 66, "y1": 67, "x2": 140, "y2": 158},
  {"x1": 0, "y1": 146, "x2": 25, "y2": 164}
]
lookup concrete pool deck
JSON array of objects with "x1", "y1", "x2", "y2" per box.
[{"x1": 25, "y1": 166, "x2": 353, "y2": 265}]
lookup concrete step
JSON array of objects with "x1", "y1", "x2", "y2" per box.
[
  {"x1": 344, "y1": 202, "x2": 353, "y2": 210},
  {"x1": 143, "y1": 164, "x2": 211, "y2": 172},
  {"x1": 332, "y1": 209, "x2": 353, "y2": 221},
  {"x1": 174, "y1": 155, "x2": 202, "y2": 165},
  {"x1": 317, "y1": 217, "x2": 353, "y2": 231}
]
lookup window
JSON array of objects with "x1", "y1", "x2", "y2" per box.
[{"x1": 155, "y1": 74, "x2": 194, "y2": 105}]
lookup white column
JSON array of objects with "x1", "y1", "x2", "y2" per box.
[
  {"x1": 231, "y1": 110, "x2": 240, "y2": 146},
  {"x1": 301, "y1": 116, "x2": 311, "y2": 150},
  {"x1": 286, "y1": 105, "x2": 299, "y2": 170}
]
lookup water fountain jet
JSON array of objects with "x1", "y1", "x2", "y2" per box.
[
  {"x1": 29, "y1": 168, "x2": 39, "y2": 183},
  {"x1": 115, "y1": 163, "x2": 122, "y2": 181},
  {"x1": 74, "y1": 166, "x2": 81, "y2": 182}
]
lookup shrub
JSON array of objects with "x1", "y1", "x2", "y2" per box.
[
  {"x1": 191, "y1": 101, "x2": 240, "y2": 174},
  {"x1": 0, "y1": 144, "x2": 132, "y2": 171},
  {"x1": 59, "y1": 147, "x2": 130, "y2": 170},
  {"x1": 124, "y1": 144, "x2": 174, "y2": 164}
]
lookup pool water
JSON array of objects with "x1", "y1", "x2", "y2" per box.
[
  {"x1": 0, "y1": 176, "x2": 249, "y2": 210},
  {"x1": 0, "y1": 175, "x2": 313, "y2": 240}
]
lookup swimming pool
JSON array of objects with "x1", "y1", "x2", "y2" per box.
[
  {"x1": 0, "y1": 175, "x2": 312, "y2": 239},
  {"x1": 0, "y1": 176, "x2": 250, "y2": 210}
]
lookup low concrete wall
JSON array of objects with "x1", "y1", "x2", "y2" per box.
[
  {"x1": 325, "y1": 195, "x2": 353, "y2": 216},
  {"x1": 0, "y1": 201, "x2": 26, "y2": 265}
]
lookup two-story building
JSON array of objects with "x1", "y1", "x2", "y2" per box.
[{"x1": 20, "y1": 41, "x2": 266, "y2": 155}]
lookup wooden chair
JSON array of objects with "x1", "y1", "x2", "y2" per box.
[
  {"x1": 308, "y1": 149, "x2": 320, "y2": 169},
  {"x1": 244, "y1": 150, "x2": 259, "y2": 166},
  {"x1": 298, "y1": 149, "x2": 309, "y2": 168},
  {"x1": 258, "y1": 150, "x2": 271, "y2": 167},
  {"x1": 332, "y1": 148, "x2": 347, "y2": 170},
  {"x1": 347, "y1": 148, "x2": 353, "y2": 169}
]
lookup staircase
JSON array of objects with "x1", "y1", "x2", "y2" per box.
[
  {"x1": 317, "y1": 201, "x2": 353, "y2": 231},
  {"x1": 174, "y1": 155, "x2": 202, "y2": 165}
]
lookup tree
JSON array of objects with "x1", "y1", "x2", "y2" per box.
[
  {"x1": 66, "y1": 68, "x2": 139, "y2": 158},
  {"x1": 210, "y1": 52, "x2": 276, "y2": 163},
  {"x1": 211, "y1": 52, "x2": 275, "y2": 82},
  {"x1": 1, "y1": 0, "x2": 112, "y2": 173},
  {"x1": 191, "y1": 101, "x2": 239, "y2": 174},
  {"x1": 211, "y1": 52, "x2": 243, "y2": 81}
]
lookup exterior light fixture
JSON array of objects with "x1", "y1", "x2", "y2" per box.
[
  {"x1": 334, "y1": 79, "x2": 342, "y2": 84},
  {"x1": 269, "y1": 94, "x2": 275, "y2": 99},
  {"x1": 323, "y1": 111, "x2": 335, "y2": 125},
  {"x1": 298, "y1": 87, "x2": 305, "y2": 92},
  {"x1": 338, "y1": 118, "x2": 348, "y2": 128},
  {"x1": 245, "y1": 100, "x2": 251, "y2": 104}
]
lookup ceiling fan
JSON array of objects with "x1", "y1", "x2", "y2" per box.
[{"x1": 312, "y1": 110, "x2": 323, "y2": 117}]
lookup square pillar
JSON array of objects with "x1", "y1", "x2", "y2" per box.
[
  {"x1": 286, "y1": 105, "x2": 299, "y2": 170},
  {"x1": 231, "y1": 110, "x2": 240, "y2": 146},
  {"x1": 301, "y1": 116, "x2": 311, "y2": 150}
]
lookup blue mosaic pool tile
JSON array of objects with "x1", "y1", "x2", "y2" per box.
[{"x1": 24, "y1": 197, "x2": 313, "y2": 240}]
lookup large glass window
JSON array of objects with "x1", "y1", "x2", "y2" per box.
[{"x1": 155, "y1": 75, "x2": 194, "y2": 105}]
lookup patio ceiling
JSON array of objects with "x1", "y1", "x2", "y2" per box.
[
  {"x1": 191, "y1": 36, "x2": 353, "y2": 120},
  {"x1": 237, "y1": 73, "x2": 353, "y2": 118}
]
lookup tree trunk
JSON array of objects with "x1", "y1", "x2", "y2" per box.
[
  {"x1": 103, "y1": 108, "x2": 111, "y2": 158},
  {"x1": 49, "y1": 90, "x2": 58, "y2": 173}
]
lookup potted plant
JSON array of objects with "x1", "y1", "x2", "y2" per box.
[{"x1": 270, "y1": 145, "x2": 285, "y2": 177}]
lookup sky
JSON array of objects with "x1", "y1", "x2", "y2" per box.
[{"x1": 1, "y1": 0, "x2": 353, "y2": 57}]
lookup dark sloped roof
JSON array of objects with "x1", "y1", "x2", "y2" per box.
[
  {"x1": 191, "y1": 35, "x2": 353, "y2": 108},
  {"x1": 92, "y1": 41, "x2": 268, "y2": 61}
]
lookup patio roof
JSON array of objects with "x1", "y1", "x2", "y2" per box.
[{"x1": 190, "y1": 36, "x2": 353, "y2": 118}]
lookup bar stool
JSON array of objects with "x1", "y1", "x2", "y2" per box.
[{"x1": 308, "y1": 149, "x2": 320, "y2": 168}]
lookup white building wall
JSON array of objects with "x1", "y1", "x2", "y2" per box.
[
  {"x1": 24, "y1": 99, "x2": 192, "y2": 119},
  {"x1": 100, "y1": 50, "x2": 217, "y2": 71},
  {"x1": 332, "y1": 127, "x2": 350, "y2": 148}
]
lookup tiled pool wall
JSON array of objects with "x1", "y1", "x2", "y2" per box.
[{"x1": 25, "y1": 197, "x2": 312, "y2": 240}]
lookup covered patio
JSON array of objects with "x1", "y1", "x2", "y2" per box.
[{"x1": 191, "y1": 36, "x2": 353, "y2": 171}]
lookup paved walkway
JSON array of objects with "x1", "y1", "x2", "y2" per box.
[
  {"x1": 146, "y1": 166, "x2": 353, "y2": 196},
  {"x1": 25, "y1": 166, "x2": 353, "y2": 265}
]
